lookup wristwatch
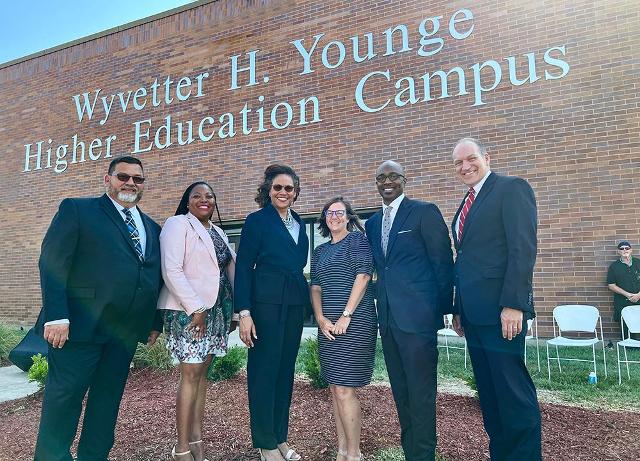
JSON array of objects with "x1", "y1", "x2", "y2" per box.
[{"x1": 342, "y1": 309, "x2": 352, "y2": 318}]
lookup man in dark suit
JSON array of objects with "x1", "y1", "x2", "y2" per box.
[
  {"x1": 34, "y1": 156, "x2": 163, "y2": 461},
  {"x1": 365, "y1": 160, "x2": 454, "y2": 461},
  {"x1": 450, "y1": 138, "x2": 541, "y2": 461}
]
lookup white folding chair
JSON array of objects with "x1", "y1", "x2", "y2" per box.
[
  {"x1": 617, "y1": 305, "x2": 640, "y2": 384},
  {"x1": 524, "y1": 317, "x2": 541, "y2": 372},
  {"x1": 546, "y1": 305, "x2": 607, "y2": 380},
  {"x1": 437, "y1": 314, "x2": 467, "y2": 369}
]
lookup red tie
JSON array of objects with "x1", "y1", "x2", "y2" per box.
[{"x1": 458, "y1": 188, "x2": 476, "y2": 240}]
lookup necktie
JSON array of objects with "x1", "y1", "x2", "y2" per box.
[
  {"x1": 122, "y1": 208, "x2": 144, "y2": 261},
  {"x1": 382, "y1": 205, "x2": 393, "y2": 256},
  {"x1": 458, "y1": 188, "x2": 476, "y2": 241}
]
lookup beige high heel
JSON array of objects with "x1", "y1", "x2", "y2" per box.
[
  {"x1": 188, "y1": 440, "x2": 210, "y2": 461},
  {"x1": 172, "y1": 444, "x2": 194, "y2": 460}
]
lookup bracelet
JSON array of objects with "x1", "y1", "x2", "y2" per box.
[
  {"x1": 238, "y1": 309, "x2": 251, "y2": 319},
  {"x1": 193, "y1": 306, "x2": 207, "y2": 314}
]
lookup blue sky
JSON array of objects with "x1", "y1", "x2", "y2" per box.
[{"x1": 0, "y1": 0, "x2": 196, "y2": 64}]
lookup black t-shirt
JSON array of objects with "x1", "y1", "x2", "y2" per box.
[{"x1": 607, "y1": 256, "x2": 640, "y2": 319}]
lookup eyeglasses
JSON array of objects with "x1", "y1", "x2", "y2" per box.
[
  {"x1": 324, "y1": 210, "x2": 347, "y2": 218},
  {"x1": 376, "y1": 173, "x2": 405, "y2": 183},
  {"x1": 272, "y1": 184, "x2": 295, "y2": 192},
  {"x1": 619, "y1": 247, "x2": 631, "y2": 251},
  {"x1": 113, "y1": 173, "x2": 145, "y2": 184}
]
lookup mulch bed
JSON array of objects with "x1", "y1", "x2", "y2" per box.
[{"x1": 1, "y1": 368, "x2": 638, "y2": 461}]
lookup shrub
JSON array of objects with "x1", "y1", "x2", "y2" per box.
[
  {"x1": 0, "y1": 324, "x2": 26, "y2": 364},
  {"x1": 207, "y1": 346, "x2": 246, "y2": 382},
  {"x1": 132, "y1": 334, "x2": 173, "y2": 370},
  {"x1": 301, "y1": 337, "x2": 328, "y2": 389},
  {"x1": 28, "y1": 353, "x2": 48, "y2": 389}
]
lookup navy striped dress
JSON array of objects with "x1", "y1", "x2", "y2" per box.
[{"x1": 311, "y1": 231, "x2": 377, "y2": 387}]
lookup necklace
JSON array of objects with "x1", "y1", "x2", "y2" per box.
[{"x1": 281, "y1": 209, "x2": 294, "y2": 229}]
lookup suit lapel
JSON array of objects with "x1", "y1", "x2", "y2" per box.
[
  {"x1": 140, "y1": 211, "x2": 154, "y2": 259},
  {"x1": 267, "y1": 203, "x2": 299, "y2": 247},
  {"x1": 368, "y1": 211, "x2": 383, "y2": 261},
  {"x1": 452, "y1": 196, "x2": 466, "y2": 248},
  {"x1": 186, "y1": 213, "x2": 219, "y2": 269},
  {"x1": 385, "y1": 198, "x2": 412, "y2": 258},
  {"x1": 99, "y1": 194, "x2": 140, "y2": 259},
  {"x1": 458, "y1": 172, "x2": 497, "y2": 247}
]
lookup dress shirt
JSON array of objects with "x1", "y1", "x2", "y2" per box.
[
  {"x1": 455, "y1": 170, "x2": 492, "y2": 237},
  {"x1": 108, "y1": 196, "x2": 147, "y2": 253},
  {"x1": 381, "y1": 193, "x2": 406, "y2": 235}
]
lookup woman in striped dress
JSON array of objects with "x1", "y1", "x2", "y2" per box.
[{"x1": 310, "y1": 197, "x2": 377, "y2": 461}]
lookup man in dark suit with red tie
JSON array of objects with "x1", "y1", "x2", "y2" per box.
[
  {"x1": 34, "y1": 156, "x2": 163, "y2": 461},
  {"x1": 365, "y1": 160, "x2": 454, "y2": 461},
  {"x1": 451, "y1": 138, "x2": 541, "y2": 460}
]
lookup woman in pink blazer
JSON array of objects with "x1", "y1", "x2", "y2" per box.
[{"x1": 157, "y1": 181, "x2": 236, "y2": 461}]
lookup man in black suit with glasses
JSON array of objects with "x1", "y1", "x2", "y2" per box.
[
  {"x1": 365, "y1": 160, "x2": 454, "y2": 461},
  {"x1": 34, "y1": 156, "x2": 163, "y2": 461}
]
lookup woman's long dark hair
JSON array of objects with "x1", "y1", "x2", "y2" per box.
[
  {"x1": 317, "y1": 196, "x2": 364, "y2": 238},
  {"x1": 254, "y1": 163, "x2": 301, "y2": 208},
  {"x1": 174, "y1": 181, "x2": 222, "y2": 226}
]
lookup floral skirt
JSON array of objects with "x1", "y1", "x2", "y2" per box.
[{"x1": 163, "y1": 278, "x2": 233, "y2": 363}]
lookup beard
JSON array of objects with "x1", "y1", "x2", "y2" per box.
[
  {"x1": 107, "y1": 182, "x2": 143, "y2": 204},
  {"x1": 117, "y1": 190, "x2": 142, "y2": 203}
]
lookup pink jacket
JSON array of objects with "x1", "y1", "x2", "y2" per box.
[{"x1": 157, "y1": 213, "x2": 235, "y2": 315}]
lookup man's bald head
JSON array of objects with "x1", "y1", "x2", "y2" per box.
[
  {"x1": 375, "y1": 160, "x2": 406, "y2": 205},
  {"x1": 376, "y1": 160, "x2": 405, "y2": 177}
]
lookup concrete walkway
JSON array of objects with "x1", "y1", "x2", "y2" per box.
[{"x1": 0, "y1": 365, "x2": 40, "y2": 403}]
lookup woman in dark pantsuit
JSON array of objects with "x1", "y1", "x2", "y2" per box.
[{"x1": 235, "y1": 164, "x2": 310, "y2": 461}]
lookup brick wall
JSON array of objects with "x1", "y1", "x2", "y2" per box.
[{"x1": 0, "y1": 0, "x2": 638, "y2": 338}]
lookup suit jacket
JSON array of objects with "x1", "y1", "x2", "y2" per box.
[
  {"x1": 157, "y1": 213, "x2": 236, "y2": 315},
  {"x1": 365, "y1": 197, "x2": 454, "y2": 333},
  {"x1": 36, "y1": 194, "x2": 163, "y2": 343},
  {"x1": 234, "y1": 203, "x2": 310, "y2": 311},
  {"x1": 452, "y1": 172, "x2": 537, "y2": 326}
]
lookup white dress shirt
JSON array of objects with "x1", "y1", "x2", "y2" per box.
[
  {"x1": 381, "y1": 193, "x2": 406, "y2": 235},
  {"x1": 455, "y1": 170, "x2": 492, "y2": 237},
  {"x1": 108, "y1": 196, "x2": 147, "y2": 254}
]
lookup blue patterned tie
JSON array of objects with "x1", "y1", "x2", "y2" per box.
[{"x1": 122, "y1": 208, "x2": 144, "y2": 261}]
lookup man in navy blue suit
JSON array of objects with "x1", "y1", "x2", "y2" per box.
[
  {"x1": 451, "y1": 138, "x2": 541, "y2": 460},
  {"x1": 34, "y1": 156, "x2": 163, "y2": 461},
  {"x1": 365, "y1": 160, "x2": 453, "y2": 461}
]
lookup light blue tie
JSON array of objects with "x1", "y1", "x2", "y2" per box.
[{"x1": 382, "y1": 206, "x2": 393, "y2": 256}]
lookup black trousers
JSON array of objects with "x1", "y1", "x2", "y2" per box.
[
  {"x1": 463, "y1": 321, "x2": 542, "y2": 461},
  {"x1": 380, "y1": 316, "x2": 438, "y2": 461},
  {"x1": 34, "y1": 337, "x2": 138, "y2": 461},
  {"x1": 247, "y1": 303, "x2": 303, "y2": 449}
]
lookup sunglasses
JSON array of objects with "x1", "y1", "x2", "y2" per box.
[
  {"x1": 113, "y1": 173, "x2": 145, "y2": 184},
  {"x1": 376, "y1": 173, "x2": 405, "y2": 183},
  {"x1": 272, "y1": 184, "x2": 295, "y2": 192},
  {"x1": 619, "y1": 247, "x2": 631, "y2": 251},
  {"x1": 325, "y1": 210, "x2": 347, "y2": 218}
]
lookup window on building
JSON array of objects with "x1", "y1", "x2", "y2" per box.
[{"x1": 222, "y1": 208, "x2": 378, "y2": 327}]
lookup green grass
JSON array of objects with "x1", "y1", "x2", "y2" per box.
[
  {"x1": 298, "y1": 334, "x2": 640, "y2": 410},
  {"x1": 0, "y1": 324, "x2": 27, "y2": 364}
]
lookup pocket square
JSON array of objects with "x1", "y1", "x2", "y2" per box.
[{"x1": 397, "y1": 230, "x2": 412, "y2": 234}]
